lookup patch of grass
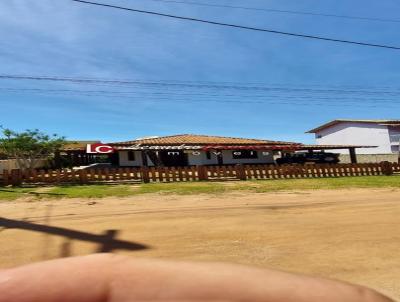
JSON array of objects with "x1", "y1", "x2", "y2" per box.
[
  {"x1": 135, "y1": 182, "x2": 227, "y2": 195},
  {"x1": 43, "y1": 182, "x2": 227, "y2": 198},
  {"x1": 0, "y1": 187, "x2": 41, "y2": 201},
  {"x1": 49, "y1": 176, "x2": 400, "y2": 198},
  {"x1": 240, "y1": 176, "x2": 400, "y2": 193},
  {"x1": 2, "y1": 176, "x2": 400, "y2": 200},
  {"x1": 47, "y1": 185, "x2": 137, "y2": 199}
]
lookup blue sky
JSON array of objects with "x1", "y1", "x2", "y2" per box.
[{"x1": 1, "y1": 0, "x2": 399, "y2": 143}]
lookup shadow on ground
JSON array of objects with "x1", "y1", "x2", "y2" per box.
[{"x1": 0, "y1": 217, "x2": 149, "y2": 256}]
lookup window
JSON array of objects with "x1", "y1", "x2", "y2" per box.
[
  {"x1": 206, "y1": 151, "x2": 211, "y2": 160},
  {"x1": 389, "y1": 134, "x2": 400, "y2": 143},
  {"x1": 316, "y1": 134, "x2": 322, "y2": 139},
  {"x1": 232, "y1": 150, "x2": 258, "y2": 159},
  {"x1": 127, "y1": 151, "x2": 135, "y2": 161}
]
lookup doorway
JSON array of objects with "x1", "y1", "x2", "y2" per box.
[{"x1": 159, "y1": 150, "x2": 188, "y2": 166}]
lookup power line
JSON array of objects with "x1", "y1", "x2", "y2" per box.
[
  {"x1": 2, "y1": 74, "x2": 400, "y2": 96},
  {"x1": 1, "y1": 88, "x2": 390, "y2": 108},
  {"x1": 71, "y1": 0, "x2": 400, "y2": 50},
  {"x1": 140, "y1": 0, "x2": 400, "y2": 24},
  {"x1": 1, "y1": 83, "x2": 400, "y2": 108},
  {"x1": 3, "y1": 87, "x2": 400, "y2": 100},
  {"x1": 1, "y1": 74, "x2": 399, "y2": 107},
  {"x1": 1, "y1": 73, "x2": 391, "y2": 91}
]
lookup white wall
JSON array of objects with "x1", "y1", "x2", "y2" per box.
[
  {"x1": 119, "y1": 151, "x2": 167, "y2": 167},
  {"x1": 187, "y1": 151, "x2": 218, "y2": 165},
  {"x1": 119, "y1": 150, "x2": 275, "y2": 166},
  {"x1": 315, "y1": 122, "x2": 391, "y2": 154},
  {"x1": 188, "y1": 150, "x2": 274, "y2": 165},
  {"x1": 119, "y1": 151, "x2": 143, "y2": 166},
  {"x1": 221, "y1": 150, "x2": 274, "y2": 164}
]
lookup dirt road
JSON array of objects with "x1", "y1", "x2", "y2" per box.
[{"x1": 1, "y1": 188, "x2": 399, "y2": 299}]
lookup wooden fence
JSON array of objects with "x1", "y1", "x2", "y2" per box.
[{"x1": 1, "y1": 162, "x2": 399, "y2": 186}]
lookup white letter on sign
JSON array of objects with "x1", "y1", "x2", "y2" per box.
[
  {"x1": 86, "y1": 144, "x2": 114, "y2": 154},
  {"x1": 167, "y1": 152, "x2": 180, "y2": 156}
]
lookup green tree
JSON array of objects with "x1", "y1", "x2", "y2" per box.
[{"x1": 0, "y1": 127, "x2": 66, "y2": 169}]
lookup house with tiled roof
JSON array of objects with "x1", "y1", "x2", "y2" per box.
[
  {"x1": 60, "y1": 133, "x2": 373, "y2": 167},
  {"x1": 110, "y1": 134, "x2": 301, "y2": 167}
]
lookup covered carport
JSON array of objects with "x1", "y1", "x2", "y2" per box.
[{"x1": 292, "y1": 144, "x2": 377, "y2": 164}]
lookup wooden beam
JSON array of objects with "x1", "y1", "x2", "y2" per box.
[
  {"x1": 349, "y1": 147, "x2": 357, "y2": 164},
  {"x1": 141, "y1": 151, "x2": 148, "y2": 167}
]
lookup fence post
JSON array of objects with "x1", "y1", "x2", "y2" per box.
[
  {"x1": 2, "y1": 169, "x2": 9, "y2": 186},
  {"x1": 79, "y1": 169, "x2": 88, "y2": 184},
  {"x1": 197, "y1": 165, "x2": 208, "y2": 181},
  {"x1": 11, "y1": 169, "x2": 22, "y2": 186},
  {"x1": 141, "y1": 167, "x2": 150, "y2": 183},
  {"x1": 235, "y1": 164, "x2": 247, "y2": 181},
  {"x1": 381, "y1": 161, "x2": 393, "y2": 176}
]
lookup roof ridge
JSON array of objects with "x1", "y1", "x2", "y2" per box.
[
  {"x1": 134, "y1": 134, "x2": 191, "y2": 141},
  {"x1": 306, "y1": 119, "x2": 400, "y2": 133},
  {"x1": 334, "y1": 119, "x2": 400, "y2": 122},
  {"x1": 110, "y1": 134, "x2": 298, "y2": 146},
  {"x1": 110, "y1": 134, "x2": 191, "y2": 144},
  {"x1": 180, "y1": 133, "x2": 273, "y2": 142},
  {"x1": 121, "y1": 133, "x2": 277, "y2": 143}
]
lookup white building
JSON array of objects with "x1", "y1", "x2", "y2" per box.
[{"x1": 307, "y1": 120, "x2": 400, "y2": 154}]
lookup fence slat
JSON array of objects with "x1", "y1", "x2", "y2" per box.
[{"x1": 2, "y1": 162, "x2": 399, "y2": 187}]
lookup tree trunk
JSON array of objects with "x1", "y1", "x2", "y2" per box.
[{"x1": 15, "y1": 156, "x2": 26, "y2": 169}]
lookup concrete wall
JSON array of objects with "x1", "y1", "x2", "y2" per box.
[
  {"x1": 339, "y1": 153, "x2": 399, "y2": 164},
  {"x1": 0, "y1": 159, "x2": 47, "y2": 173},
  {"x1": 315, "y1": 122, "x2": 391, "y2": 154}
]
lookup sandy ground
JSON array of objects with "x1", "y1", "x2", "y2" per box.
[{"x1": 1, "y1": 188, "x2": 400, "y2": 300}]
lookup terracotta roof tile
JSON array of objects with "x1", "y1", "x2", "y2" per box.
[
  {"x1": 62, "y1": 141, "x2": 101, "y2": 151},
  {"x1": 111, "y1": 134, "x2": 296, "y2": 146}
]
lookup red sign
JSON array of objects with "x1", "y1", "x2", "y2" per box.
[{"x1": 86, "y1": 144, "x2": 115, "y2": 154}]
